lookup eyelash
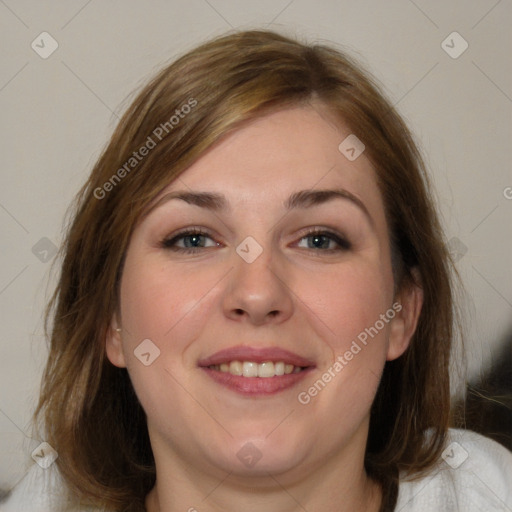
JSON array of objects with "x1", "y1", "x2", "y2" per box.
[
  {"x1": 161, "y1": 228, "x2": 218, "y2": 255},
  {"x1": 160, "y1": 227, "x2": 351, "y2": 255}
]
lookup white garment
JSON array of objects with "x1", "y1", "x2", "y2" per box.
[
  {"x1": 395, "y1": 429, "x2": 512, "y2": 511},
  {"x1": 2, "y1": 429, "x2": 511, "y2": 511}
]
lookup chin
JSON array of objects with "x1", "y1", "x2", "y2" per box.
[{"x1": 202, "y1": 431, "x2": 310, "y2": 477}]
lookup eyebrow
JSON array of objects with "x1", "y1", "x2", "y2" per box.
[{"x1": 144, "y1": 188, "x2": 373, "y2": 224}]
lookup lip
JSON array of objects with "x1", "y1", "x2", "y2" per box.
[
  {"x1": 198, "y1": 345, "x2": 315, "y2": 368},
  {"x1": 201, "y1": 367, "x2": 314, "y2": 396},
  {"x1": 198, "y1": 345, "x2": 316, "y2": 397}
]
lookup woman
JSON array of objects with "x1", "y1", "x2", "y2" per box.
[{"x1": 5, "y1": 29, "x2": 511, "y2": 512}]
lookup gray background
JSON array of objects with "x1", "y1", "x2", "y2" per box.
[{"x1": 1, "y1": 0, "x2": 511, "y2": 491}]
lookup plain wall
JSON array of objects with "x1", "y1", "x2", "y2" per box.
[{"x1": 0, "y1": 0, "x2": 511, "y2": 490}]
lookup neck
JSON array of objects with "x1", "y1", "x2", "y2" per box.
[
  {"x1": 147, "y1": 474, "x2": 381, "y2": 512},
  {"x1": 145, "y1": 432, "x2": 382, "y2": 512}
]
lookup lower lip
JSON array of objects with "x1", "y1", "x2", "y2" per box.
[{"x1": 201, "y1": 367, "x2": 313, "y2": 396}]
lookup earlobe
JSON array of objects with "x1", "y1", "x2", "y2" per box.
[
  {"x1": 105, "y1": 315, "x2": 127, "y2": 368},
  {"x1": 387, "y1": 273, "x2": 424, "y2": 361}
]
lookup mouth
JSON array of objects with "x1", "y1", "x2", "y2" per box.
[
  {"x1": 198, "y1": 346, "x2": 315, "y2": 396},
  {"x1": 208, "y1": 360, "x2": 304, "y2": 377}
]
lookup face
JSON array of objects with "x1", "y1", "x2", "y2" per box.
[{"x1": 106, "y1": 105, "x2": 421, "y2": 482}]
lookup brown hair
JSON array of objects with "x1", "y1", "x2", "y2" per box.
[{"x1": 35, "y1": 29, "x2": 456, "y2": 511}]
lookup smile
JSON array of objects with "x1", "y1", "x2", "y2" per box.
[
  {"x1": 208, "y1": 361, "x2": 304, "y2": 377},
  {"x1": 199, "y1": 346, "x2": 315, "y2": 396}
]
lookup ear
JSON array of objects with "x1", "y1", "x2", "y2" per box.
[
  {"x1": 387, "y1": 269, "x2": 424, "y2": 361},
  {"x1": 105, "y1": 313, "x2": 127, "y2": 368}
]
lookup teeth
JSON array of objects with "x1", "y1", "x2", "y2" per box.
[
  {"x1": 242, "y1": 361, "x2": 258, "y2": 377},
  {"x1": 211, "y1": 360, "x2": 303, "y2": 377},
  {"x1": 258, "y1": 362, "x2": 274, "y2": 378},
  {"x1": 230, "y1": 360, "x2": 243, "y2": 376}
]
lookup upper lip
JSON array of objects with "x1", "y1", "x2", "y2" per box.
[{"x1": 198, "y1": 345, "x2": 316, "y2": 368}]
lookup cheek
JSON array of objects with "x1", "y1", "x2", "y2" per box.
[
  {"x1": 293, "y1": 261, "x2": 393, "y2": 415},
  {"x1": 292, "y1": 261, "x2": 395, "y2": 439},
  {"x1": 117, "y1": 253, "x2": 224, "y2": 422},
  {"x1": 118, "y1": 251, "x2": 222, "y2": 360},
  {"x1": 295, "y1": 259, "x2": 393, "y2": 357}
]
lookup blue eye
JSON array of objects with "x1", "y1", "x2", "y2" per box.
[
  {"x1": 161, "y1": 229, "x2": 219, "y2": 253},
  {"x1": 297, "y1": 230, "x2": 351, "y2": 251},
  {"x1": 161, "y1": 228, "x2": 351, "y2": 255}
]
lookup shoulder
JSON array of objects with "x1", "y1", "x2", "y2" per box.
[
  {"x1": 396, "y1": 428, "x2": 512, "y2": 512},
  {"x1": 0, "y1": 462, "x2": 101, "y2": 512}
]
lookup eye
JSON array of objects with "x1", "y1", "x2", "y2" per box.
[
  {"x1": 160, "y1": 227, "x2": 350, "y2": 254},
  {"x1": 296, "y1": 229, "x2": 351, "y2": 252},
  {"x1": 161, "y1": 228, "x2": 220, "y2": 254}
]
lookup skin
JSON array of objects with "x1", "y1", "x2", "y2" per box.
[{"x1": 106, "y1": 104, "x2": 423, "y2": 512}]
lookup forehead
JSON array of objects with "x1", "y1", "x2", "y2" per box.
[{"x1": 152, "y1": 105, "x2": 384, "y2": 216}]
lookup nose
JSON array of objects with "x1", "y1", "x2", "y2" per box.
[{"x1": 222, "y1": 244, "x2": 294, "y2": 326}]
